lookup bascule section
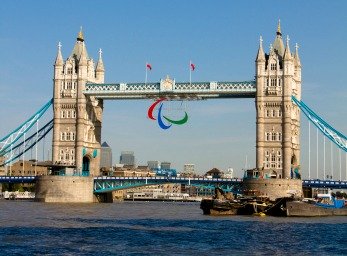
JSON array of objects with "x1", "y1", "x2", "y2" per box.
[
  {"x1": 52, "y1": 29, "x2": 104, "y2": 176},
  {"x1": 247, "y1": 22, "x2": 303, "y2": 198}
]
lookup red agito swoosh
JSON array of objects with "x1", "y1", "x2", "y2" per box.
[{"x1": 147, "y1": 98, "x2": 166, "y2": 120}]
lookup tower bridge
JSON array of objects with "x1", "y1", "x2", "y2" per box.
[{"x1": 1, "y1": 22, "x2": 346, "y2": 202}]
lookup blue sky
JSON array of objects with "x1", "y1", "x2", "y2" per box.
[{"x1": 1, "y1": 1, "x2": 346, "y2": 178}]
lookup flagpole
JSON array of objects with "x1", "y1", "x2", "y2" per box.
[
  {"x1": 145, "y1": 62, "x2": 148, "y2": 85},
  {"x1": 189, "y1": 60, "x2": 192, "y2": 86}
]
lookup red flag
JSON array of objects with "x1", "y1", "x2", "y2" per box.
[
  {"x1": 190, "y1": 63, "x2": 195, "y2": 71},
  {"x1": 146, "y1": 63, "x2": 152, "y2": 70}
]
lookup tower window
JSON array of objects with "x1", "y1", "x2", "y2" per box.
[
  {"x1": 271, "y1": 63, "x2": 277, "y2": 71},
  {"x1": 271, "y1": 78, "x2": 276, "y2": 87},
  {"x1": 278, "y1": 132, "x2": 282, "y2": 141},
  {"x1": 272, "y1": 133, "x2": 276, "y2": 141},
  {"x1": 67, "y1": 68, "x2": 73, "y2": 75},
  {"x1": 266, "y1": 132, "x2": 271, "y2": 141},
  {"x1": 265, "y1": 151, "x2": 269, "y2": 156},
  {"x1": 266, "y1": 110, "x2": 270, "y2": 117},
  {"x1": 278, "y1": 109, "x2": 282, "y2": 117}
]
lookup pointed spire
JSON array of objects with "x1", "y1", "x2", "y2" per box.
[
  {"x1": 79, "y1": 42, "x2": 87, "y2": 66},
  {"x1": 277, "y1": 19, "x2": 282, "y2": 35},
  {"x1": 283, "y1": 35, "x2": 292, "y2": 60},
  {"x1": 256, "y1": 36, "x2": 265, "y2": 61},
  {"x1": 294, "y1": 43, "x2": 301, "y2": 66},
  {"x1": 55, "y1": 42, "x2": 63, "y2": 66},
  {"x1": 273, "y1": 20, "x2": 285, "y2": 56},
  {"x1": 96, "y1": 48, "x2": 105, "y2": 71},
  {"x1": 77, "y1": 26, "x2": 84, "y2": 42}
]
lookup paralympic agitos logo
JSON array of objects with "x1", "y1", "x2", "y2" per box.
[{"x1": 147, "y1": 98, "x2": 188, "y2": 130}]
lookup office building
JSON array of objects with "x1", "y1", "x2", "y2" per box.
[
  {"x1": 100, "y1": 142, "x2": 112, "y2": 169},
  {"x1": 120, "y1": 151, "x2": 135, "y2": 166}
]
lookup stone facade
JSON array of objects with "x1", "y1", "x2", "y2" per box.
[
  {"x1": 0, "y1": 156, "x2": 6, "y2": 175},
  {"x1": 35, "y1": 176, "x2": 95, "y2": 203},
  {"x1": 52, "y1": 30, "x2": 105, "y2": 176},
  {"x1": 9, "y1": 160, "x2": 49, "y2": 176},
  {"x1": 242, "y1": 179, "x2": 303, "y2": 201},
  {"x1": 255, "y1": 22, "x2": 301, "y2": 179}
]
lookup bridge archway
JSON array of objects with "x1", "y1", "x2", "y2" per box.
[{"x1": 82, "y1": 156, "x2": 91, "y2": 176}]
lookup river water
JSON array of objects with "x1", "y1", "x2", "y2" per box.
[{"x1": 0, "y1": 200, "x2": 346, "y2": 255}]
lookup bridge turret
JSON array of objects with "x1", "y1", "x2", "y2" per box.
[
  {"x1": 95, "y1": 48, "x2": 105, "y2": 83},
  {"x1": 255, "y1": 21, "x2": 301, "y2": 180},
  {"x1": 255, "y1": 36, "x2": 266, "y2": 169},
  {"x1": 282, "y1": 36, "x2": 295, "y2": 179},
  {"x1": 52, "y1": 29, "x2": 104, "y2": 177}
]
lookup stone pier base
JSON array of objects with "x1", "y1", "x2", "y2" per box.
[
  {"x1": 35, "y1": 176, "x2": 96, "y2": 203},
  {"x1": 242, "y1": 179, "x2": 303, "y2": 200}
]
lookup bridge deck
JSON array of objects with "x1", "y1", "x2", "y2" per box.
[
  {"x1": 84, "y1": 81, "x2": 256, "y2": 100},
  {"x1": 0, "y1": 176, "x2": 346, "y2": 190}
]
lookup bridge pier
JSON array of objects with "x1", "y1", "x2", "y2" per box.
[
  {"x1": 242, "y1": 179, "x2": 303, "y2": 201},
  {"x1": 35, "y1": 176, "x2": 97, "y2": 203}
]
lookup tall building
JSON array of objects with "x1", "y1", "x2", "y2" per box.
[
  {"x1": 161, "y1": 161, "x2": 171, "y2": 170},
  {"x1": 100, "y1": 142, "x2": 112, "y2": 169},
  {"x1": 147, "y1": 160, "x2": 159, "y2": 170},
  {"x1": 120, "y1": 151, "x2": 135, "y2": 166},
  {"x1": 183, "y1": 164, "x2": 195, "y2": 174},
  {"x1": 255, "y1": 21, "x2": 301, "y2": 179},
  {"x1": 52, "y1": 28, "x2": 105, "y2": 176}
]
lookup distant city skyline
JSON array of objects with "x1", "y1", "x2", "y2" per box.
[{"x1": 0, "y1": 1, "x2": 346, "y2": 178}]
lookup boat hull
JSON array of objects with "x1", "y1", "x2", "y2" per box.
[{"x1": 286, "y1": 201, "x2": 347, "y2": 217}]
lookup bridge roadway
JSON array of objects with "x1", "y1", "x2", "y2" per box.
[
  {"x1": 0, "y1": 176, "x2": 346, "y2": 191},
  {"x1": 84, "y1": 80, "x2": 257, "y2": 100}
]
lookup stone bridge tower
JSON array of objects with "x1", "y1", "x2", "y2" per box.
[
  {"x1": 255, "y1": 21, "x2": 302, "y2": 180},
  {"x1": 52, "y1": 29, "x2": 104, "y2": 176}
]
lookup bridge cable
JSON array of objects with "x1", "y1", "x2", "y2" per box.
[
  {"x1": 0, "y1": 98, "x2": 53, "y2": 155},
  {"x1": 1, "y1": 119, "x2": 53, "y2": 166}
]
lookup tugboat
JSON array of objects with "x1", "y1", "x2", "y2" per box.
[{"x1": 200, "y1": 188, "x2": 272, "y2": 216}]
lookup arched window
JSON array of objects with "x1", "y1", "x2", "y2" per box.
[
  {"x1": 61, "y1": 132, "x2": 65, "y2": 141},
  {"x1": 66, "y1": 132, "x2": 71, "y2": 141},
  {"x1": 266, "y1": 132, "x2": 271, "y2": 141},
  {"x1": 271, "y1": 154, "x2": 276, "y2": 162},
  {"x1": 67, "y1": 67, "x2": 73, "y2": 75},
  {"x1": 71, "y1": 132, "x2": 75, "y2": 141},
  {"x1": 278, "y1": 132, "x2": 282, "y2": 141},
  {"x1": 266, "y1": 110, "x2": 270, "y2": 117},
  {"x1": 272, "y1": 109, "x2": 276, "y2": 117},
  {"x1": 272, "y1": 133, "x2": 276, "y2": 141},
  {"x1": 271, "y1": 78, "x2": 276, "y2": 86},
  {"x1": 278, "y1": 109, "x2": 282, "y2": 117},
  {"x1": 66, "y1": 111, "x2": 70, "y2": 118},
  {"x1": 265, "y1": 151, "x2": 269, "y2": 156},
  {"x1": 61, "y1": 110, "x2": 65, "y2": 118}
]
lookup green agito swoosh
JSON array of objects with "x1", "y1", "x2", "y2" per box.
[{"x1": 163, "y1": 112, "x2": 188, "y2": 125}]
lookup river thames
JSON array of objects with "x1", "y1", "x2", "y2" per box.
[{"x1": 0, "y1": 200, "x2": 346, "y2": 255}]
